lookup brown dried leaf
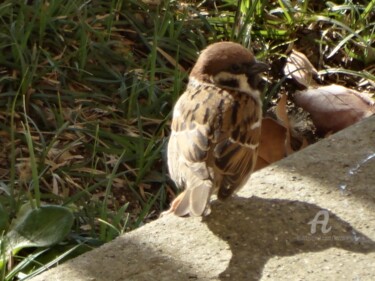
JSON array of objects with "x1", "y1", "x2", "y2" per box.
[
  {"x1": 275, "y1": 93, "x2": 294, "y2": 155},
  {"x1": 17, "y1": 160, "x2": 32, "y2": 183},
  {"x1": 71, "y1": 167, "x2": 106, "y2": 175},
  {"x1": 275, "y1": 92, "x2": 289, "y2": 126},
  {"x1": 254, "y1": 118, "x2": 287, "y2": 171},
  {"x1": 284, "y1": 49, "x2": 319, "y2": 88},
  {"x1": 295, "y1": 84, "x2": 375, "y2": 134}
]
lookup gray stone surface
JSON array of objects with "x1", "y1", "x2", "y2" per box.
[{"x1": 30, "y1": 116, "x2": 375, "y2": 281}]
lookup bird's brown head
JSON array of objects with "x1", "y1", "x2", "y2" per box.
[{"x1": 189, "y1": 42, "x2": 268, "y2": 94}]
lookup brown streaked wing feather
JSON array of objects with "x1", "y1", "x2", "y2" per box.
[
  {"x1": 168, "y1": 84, "x2": 219, "y2": 184},
  {"x1": 168, "y1": 84, "x2": 222, "y2": 216},
  {"x1": 212, "y1": 92, "x2": 261, "y2": 200},
  {"x1": 168, "y1": 83, "x2": 261, "y2": 213}
]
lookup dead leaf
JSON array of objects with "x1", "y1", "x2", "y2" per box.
[
  {"x1": 295, "y1": 84, "x2": 375, "y2": 135},
  {"x1": 275, "y1": 92, "x2": 289, "y2": 126},
  {"x1": 71, "y1": 167, "x2": 106, "y2": 175},
  {"x1": 16, "y1": 159, "x2": 33, "y2": 183},
  {"x1": 284, "y1": 49, "x2": 319, "y2": 88},
  {"x1": 254, "y1": 118, "x2": 287, "y2": 171},
  {"x1": 275, "y1": 93, "x2": 294, "y2": 155}
]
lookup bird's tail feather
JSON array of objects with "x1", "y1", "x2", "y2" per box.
[{"x1": 173, "y1": 178, "x2": 211, "y2": 217}]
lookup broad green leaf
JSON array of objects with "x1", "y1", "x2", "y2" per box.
[{"x1": 5, "y1": 204, "x2": 74, "y2": 254}]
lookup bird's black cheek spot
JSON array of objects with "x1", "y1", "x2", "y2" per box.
[{"x1": 218, "y1": 78, "x2": 239, "y2": 89}]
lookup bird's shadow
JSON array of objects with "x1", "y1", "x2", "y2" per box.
[{"x1": 203, "y1": 196, "x2": 375, "y2": 280}]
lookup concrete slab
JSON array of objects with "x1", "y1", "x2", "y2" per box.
[{"x1": 30, "y1": 116, "x2": 375, "y2": 281}]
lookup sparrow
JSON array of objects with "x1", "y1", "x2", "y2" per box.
[{"x1": 166, "y1": 41, "x2": 268, "y2": 217}]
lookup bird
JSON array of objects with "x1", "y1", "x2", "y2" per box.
[{"x1": 165, "y1": 41, "x2": 268, "y2": 217}]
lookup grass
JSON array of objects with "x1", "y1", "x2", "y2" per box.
[{"x1": 0, "y1": 0, "x2": 374, "y2": 279}]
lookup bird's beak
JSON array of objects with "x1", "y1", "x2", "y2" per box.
[{"x1": 248, "y1": 60, "x2": 269, "y2": 75}]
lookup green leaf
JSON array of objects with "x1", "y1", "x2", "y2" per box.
[{"x1": 5, "y1": 204, "x2": 74, "y2": 254}]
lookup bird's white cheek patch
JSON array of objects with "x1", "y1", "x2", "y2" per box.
[
  {"x1": 212, "y1": 72, "x2": 256, "y2": 96},
  {"x1": 237, "y1": 74, "x2": 253, "y2": 93}
]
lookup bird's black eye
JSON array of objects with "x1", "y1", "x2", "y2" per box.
[{"x1": 230, "y1": 63, "x2": 242, "y2": 73}]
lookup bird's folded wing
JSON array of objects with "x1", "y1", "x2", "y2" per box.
[{"x1": 212, "y1": 91, "x2": 261, "y2": 199}]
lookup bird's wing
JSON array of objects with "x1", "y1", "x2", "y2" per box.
[
  {"x1": 211, "y1": 90, "x2": 261, "y2": 200},
  {"x1": 168, "y1": 91, "x2": 213, "y2": 183},
  {"x1": 167, "y1": 84, "x2": 219, "y2": 216},
  {"x1": 167, "y1": 85, "x2": 261, "y2": 215}
]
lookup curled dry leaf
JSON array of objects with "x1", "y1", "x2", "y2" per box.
[
  {"x1": 294, "y1": 84, "x2": 375, "y2": 135},
  {"x1": 284, "y1": 49, "x2": 319, "y2": 88},
  {"x1": 275, "y1": 93, "x2": 294, "y2": 155},
  {"x1": 254, "y1": 117, "x2": 287, "y2": 171},
  {"x1": 254, "y1": 94, "x2": 313, "y2": 171}
]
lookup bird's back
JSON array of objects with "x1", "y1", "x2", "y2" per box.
[{"x1": 168, "y1": 80, "x2": 261, "y2": 210}]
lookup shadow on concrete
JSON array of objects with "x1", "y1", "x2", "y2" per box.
[{"x1": 204, "y1": 196, "x2": 375, "y2": 281}]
